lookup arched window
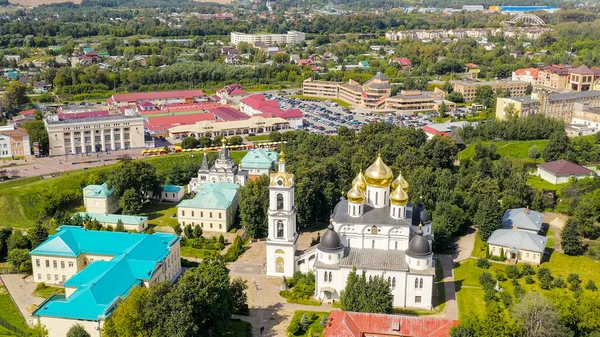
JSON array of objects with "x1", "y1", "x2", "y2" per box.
[
  {"x1": 276, "y1": 257, "x2": 284, "y2": 273},
  {"x1": 329, "y1": 272, "x2": 332, "y2": 282},
  {"x1": 371, "y1": 225, "x2": 377, "y2": 234},
  {"x1": 415, "y1": 278, "x2": 419, "y2": 289},
  {"x1": 395, "y1": 242, "x2": 398, "y2": 250},
  {"x1": 392, "y1": 277, "x2": 396, "y2": 289},
  {"x1": 388, "y1": 277, "x2": 391, "y2": 284},
  {"x1": 277, "y1": 194, "x2": 284, "y2": 210},
  {"x1": 324, "y1": 272, "x2": 328, "y2": 282},
  {"x1": 419, "y1": 278, "x2": 424, "y2": 289},
  {"x1": 276, "y1": 220, "x2": 284, "y2": 238}
]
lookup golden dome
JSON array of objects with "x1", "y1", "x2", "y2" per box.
[
  {"x1": 364, "y1": 154, "x2": 393, "y2": 188},
  {"x1": 279, "y1": 151, "x2": 286, "y2": 163},
  {"x1": 347, "y1": 182, "x2": 366, "y2": 203},
  {"x1": 270, "y1": 171, "x2": 294, "y2": 187},
  {"x1": 391, "y1": 172, "x2": 409, "y2": 191},
  {"x1": 352, "y1": 171, "x2": 367, "y2": 191},
  {"x1": 390, "y1": 185, "x2": 409, "y2": 206},
  {"x1": 221, "y1": 137, "x2": 227, "y2": 144}
]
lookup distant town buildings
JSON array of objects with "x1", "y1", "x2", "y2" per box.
[
  {"x1": 0, "y1": 125, "x2": 31, "y2": 158},
  {"x1": 230, "y1": 31, "x2": 305, "y2": 47},
  {"x1": 107, "y1": 90, "x2": 206, "y2": 111},
  {"x1": 512, "y1": 68, "x2": 539, "y2": 85},
  {"x1": 451, "y1": 80, "x2": 530, "y2": 102},
  {"x1": 177, "y1": 182, "x2": 240, "y2": 233},
  {"x1": 487, "y1": 208, "x2": 547, "y2": 264},
  {"x1": 496, "y1": 91, "x2": 600, "y2": 121},
  {"x1": 535, "y1": 64, "x2": 600, "y2": 92},
  {"x1": 30, "y1": 226, "x2": 181, "y2": 337},
  {"x1": 385, "y1": 27, "x2": 552, "y2": 42}
]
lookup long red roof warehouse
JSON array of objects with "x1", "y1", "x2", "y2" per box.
[{"x1": 108, "y1": 90, "x2": 205, "y2": 103}]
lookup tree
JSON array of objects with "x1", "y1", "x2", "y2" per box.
[
  {"x1": 224, "y1": 235, "x2": 245, "y2": 262},
  {"x1": 181, "y1": 136, "x2": 199, "y2": 149},
  {"x1": 231, "y1": 277, "x2": 248, "y2": 314},
  {"x1": 542, "y1": 131, "x2": 574, "y2": 162},
  {"x1": 28, "y1": 223, "x2": 49, "y2": 249},
  {"x1": 109, "y1": 160, "x2": 162, "y2": 201},
  {"x1": 269, "y1": 131, "x2": 282, "y2": 142},
  {"x1": 229, "y1": 136, "x2": 243, "y2": 145},
  {"x1": 474, "y1": 85, "x2": 494, "y2": 108},
  {"x1": 512, "y1": 292, "x2": 569, "y2": 337},
  {"x1": 193, "y1": 225, "x2": 203, "y2": 238},
  {"x1": 119, "y1": 188, "x2": 143, "y2": 215},
  {"x1": 66, "y1": 324, "x2": 91, "y2": 337},
  {"x1": 448, "y1": 91, "x2": 464, "y2": 103},
  {"x1": 586, "y1": 280, "x2": 598, "y2": 291},
  {"x1": 30, "y1": 324, "x2": 49, "y2": 337},
  {"x1": 340, "y1": 270, "x2": 393, "y2": 314},
  {"x1": 8, "y1": 248, "x2": 32, "y2": 273},
  {"x1": 22, "y1": 120, "x2": 49, "y2": 155},
  {"x1": 423, "y1": 135, "x2": 458, "y2": 170},
  {"x1": 115, "y1": 219, "x2": 126, "y2": 232},
  {"x1": 7, "y1": 231, "x2": 30, "y2": 251},
  {"x1": 503, "y1": 103, "x2": 520, "y2": 119},
  {"x1": 476, "y1": 197, "x2": 503, "y2": 241},
  {"x1": 198, "y1": 136, "x2": 212, "y2": 148},
  {"x1": 538, "y1": 267, "x2": 554, "y2": 290},
  {"x1": 300, "y1": 313, "x2": 309, "y2": 330},
  {"x1": 438, "y1": 102, "x2": 447, "y2": 117},
  {"x1": 561, "y1": 219, "x2": 582, "y2": 255},
  {"x1": 528, "y1": 146, "x2": 540, "y2": 159},
  {"x1": 2, "y1": 81, "x2": 30, "y2": 112},
  {"x1": 239, "y1": 175, "x2": 270, "y2": 238}
]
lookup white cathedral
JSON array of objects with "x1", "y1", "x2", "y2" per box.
[
  {"x1": 266, "y1": 154, "x2": 436, "y2": 310},
  {"x1": 188, "y1": 138, "x2": 248, "y2": 193}
]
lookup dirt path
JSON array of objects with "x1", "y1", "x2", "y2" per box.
[{"x1": 544, "y1": 212, "x2": 567, "y2": 253}]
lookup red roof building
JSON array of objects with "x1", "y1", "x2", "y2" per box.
[
  {"x1": 537, "y1": 159, "x2": 596, "y2": 185},
  {"x1": 391, "y1": 57, "x2": 412, "y2": 67},
  {"x1": 108, "y1": 90, "x2": 206, "y2": 109},
  {"x1": 240, "y1": 94, "x2": 303, "y2": 128},
  {"x1": 324, "y1": 312, "x2": 458, "y2": 337}
]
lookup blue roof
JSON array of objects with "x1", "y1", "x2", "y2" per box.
[
  {"x1": 502, "y1": 208, "x2": 543, "y2": 232},
  {"x1": 76, "y1": 212, "x2": 147, "y2": 225},
  {"x1": 83, "y1": 183, "x2": 114, "y2": 199},
  {"x1": 240, "y1": 148, "x2": 278, "y2": 170},
  {"x1": 31, "y1": 226, "x2": 179, "y2": 321},
  {"x1": 177, "y1": 182, "x2": 239, "y2": 210},
  {"x1": 163, "y1": 185, "x2": 183, "y2": 193}
]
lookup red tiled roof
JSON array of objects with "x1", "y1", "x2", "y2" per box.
[
  {"x1": 298, "y1": 59, "x2": 314, "y2": 66},
  {"x1": 538, "y1": 160, "x2": 595, "y2": 176},
  {"x1": 423, "y1": 125, "x2": 450, "y2": 136},
  {"x1": 145, "y1": 113, "x2": 216, "y2": 131},
  {"x1": 109, "y1": 90, "x2": 205, "y2": 103},
  {"x1": 514, "y1": 68, "x2": 539, "y2": 79},
  {"x1": 240, "y1": 94, "x2": 302, "y2": 120},
  {"x1": 20, "y1": 109, "x2": 37, "y2": 116},
  {"x1": 465, "y1": 63, "x2": 479, "y2": 68},
  {"x1": 324, "y1": 312, "x2": 458, "y2": 337},
  {"x1": 569, "y1": 64, "x2": 594, "y2": 75},
  {"x1": 393, "y1": 57, "x2": 412, "y2": 66},
  {"x1": 209, "y1": 106, "x2": 250, "y2": 121}
]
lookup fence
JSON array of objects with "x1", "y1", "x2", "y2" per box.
[{"x1": 0, "y1": 316, "x2": 26, "y2": 337}]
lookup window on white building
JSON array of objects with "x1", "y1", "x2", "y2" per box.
[
  {"x1": 415, "y1": 296, "x2": 422, "y2": 303},
  {"x1": 53, "y1": 260, "x2": 57, "y2": 268},
  {"x1": 37, "y1": 274, "x2": 42, "y2": 280},
  {"x1": 54, "y1": 274, "x2": 58, "y2": 281},
  {"x1": 324, "y1": 272, "x2": 328, "y2": 282},
  {"x1": 68, "y1": 262, "x2": 74, "y2": 268},
  {"x1": 61, "y1": 261, "x2": 65, "y2": 269},
  {"x1": 392, "y1": 277, "x2": 396, "y2": 289},
  {"x1": 45, "y1": 260, "x2": 49, "y2": 268},
  {"x1": 36, "y1": 259, "x2": 40, "y2": 267},
  {"x1": 415, "y1": 278, "x2": 419, "y2": 289},
  {"x1": 419, "y1": 278, "x2": 423, "y2": 289},
  {"x1": 47, "y1": 274, "x2": 51, "y2": 281},
  {"x1": 329, "y1": 272, "x2": 332, "y2": 282}
]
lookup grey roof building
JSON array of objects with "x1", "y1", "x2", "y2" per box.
[
  {"x1": 488, "y1": 229, "x2": 548, "y2": 254},
  {"x1": 501, "y1": 208, "x2": 543, "y2": 233}
]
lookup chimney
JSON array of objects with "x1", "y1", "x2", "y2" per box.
[
  {"x1": 513, "y1": 224, "x2": 518, "y2": 230},
  {"x1": 525, "y1": 206, "x2": 529, "y2": 214}
]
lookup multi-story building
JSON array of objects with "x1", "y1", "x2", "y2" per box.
[
  {"x1": 512, "y1": 68, "x2": 539, "y2": 85},
  {"x1": 240, "y1": 148, "x2": 278, "y2": 178},
  {"x1": 385, "y1": 27, "x2": 552, "y2": 42},
  {"x1": 177, "y1": 182, "x2": 240, "y2": 233},
  {"x1": 384, "y1": 90, "x2": 454, "y2": 111},
  {"x1": 230, "y1": 31, "x2": 305, "y2": 47},
  {"x1": 0, "y1": 125, "x2": 31, "y2": 158},
  {"x1": 75, "y1": 212, "x2": 149, "y2": 232},
  {"x1": 31, "y1": 226, "x2": 181, "y2": 337},
  {"x1": 45, "y1": 114, "x2": 145, "y2": 156},
  {"x1": 83, "y1": 183, "x2": 119, "y2": 214},
  {"x1": 496, "y1": 91, "x2": 600, "y2": 121},
  {"x1": 452, "y1": 80, "x2": 529, "y2": 102},
  {"x1": 535, "y1": 64, "x2": 600, "y2": 92},
  {"x1": 302, "y1": 72, "x2": 391, "y2": 109}
]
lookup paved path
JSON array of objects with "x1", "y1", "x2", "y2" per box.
[
  {"x1": 0, "y1": 274, "x2": 44, "y2": 327},
  {"x1": 435, "y1": 255, "x2": 459, "y2": 321},
  {"x1": 454, "y1": 226, "x2": 476, "y2": 262}
]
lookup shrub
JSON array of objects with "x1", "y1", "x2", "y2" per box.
[
  {"x1": 567, "y1": 273, "x2": 580, "y2": 284},
  {"x1": 514, "y1": 284, "x2": 526, "y2": 299},
  {"x1": 477, "y1": 258, "x2": 490, "y2": 269},
  {"x1": 553, "y1": 277, "x2": 565, "y2": 289},
  {"x1": 538, "y1": 267, "x2": 553, "y2": 290},
  {"x1": 490, "y1": 255, "x2": 504, "y2": 262},
  {"x1": 496, "y1": 270, "x2": 507, "y2": 282},
  {"x1": 300, "y1": 313, "x2": 309, "y2": 330},
  {"x1": 586, "y1": 280, "x2": 597, "y2": 291},
  {"x1": 500, "y1": 291, "x2": 513, "y2": 308},
  {"x1": 35, "y1": 282, "x2": 48, "y2": 291},
  {"x1": 525, "y1": 276, "x2": 535, "y2": 284},
  {"x1": 569, "y1": 280, "x2": 581, "y2": 292},
  {"x1": 287, "y1": 319, "x2": 303, "y2": 336},
  {"x1": 479, "y1": 272, "x2": 495, "y2": 290},
  {"x1": 528, "y1": 145, "x2": 540, "y2": 159},
  {"x1": 521, "y1": 264, "x2": 535, "y2": 276},
  {"x1": 320, "y1": 315, "x2": 329, "y2": 327},
  {"x1": 506, "y1": 265, "x2": 521, "y2": 279},
  {"x1": 483, "y1": 289, "x2": 498, "y2": 302},
  {"x1": 586, "y1": 241, "x2": 600, "y2": 260},
  {"x1": 229, "y1": 228, "x2": 238, "y2": 234},
  {"x1": 279, "y1": 290, "x2": 291, "y2": 298}
]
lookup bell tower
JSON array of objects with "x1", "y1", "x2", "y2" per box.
[{"x1": 266, "y1": 152, "x2": 298, "y2": 277}]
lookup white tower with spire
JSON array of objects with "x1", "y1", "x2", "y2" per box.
[{"x1": 266, "y1": 152, "x2": 298, "y2": 277}]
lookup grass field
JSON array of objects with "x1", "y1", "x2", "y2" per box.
[
  {"x1": 33, "y1": 284, "x2": 65, "y2": 299},
  {"x1": 291, "y1": 95, "x2": 351, "y2": 108},
  {"x1": 288, "y1": 311, "x2": 329, "y2": 337},
  {"x1": 471, "y1": 234, "x2": 487, "y2": 258},
  {"x1": 527, "y1": 175, "x2": 569, "y2": 191},
  {"x1": 0, "y1": 151, "x2": 247, "y2": 229},
  {"x1": 246, "y1": 135, "x2": 270, "y2": 141},
  {"x1": 180, "y1": 246, "x2": 218, "y2": 259},
  {"x1": 458, "y1": 140, "x2": 549, "y2": 161},
  {"x1": 140, "y1": 202, "x2": 179, "y2": 227},
  {"x1": 0, "y1": 286, "x2": 27, "y2": 333},
  {"x1": 546, "y1": 229, "x2": 555, "y2": 248},
  {"x1": 454, "y1": 254, "x2": 600, "y2": 319}
]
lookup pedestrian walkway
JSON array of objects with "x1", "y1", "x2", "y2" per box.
[
  {"x1": 436, "y1": 255, "x2": 459, "y2": 321},
  {"x1": 0, "y1": 274, "x2": 44, "y2": 327}
]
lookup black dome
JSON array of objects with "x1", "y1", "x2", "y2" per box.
[
  {"x1": 420, "y1": 209, "x2": 431, "y2": 224},
  {"x1": 412, "y1": 202, "x2": 424, "y2": 226},
  {"x1": 318, "y1": 224, "x2": 344, "y2": 253},
  {"x1": 406, "y1": 229, "x2": 431, "y2": 257}
]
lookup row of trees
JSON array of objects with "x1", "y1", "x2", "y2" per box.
[{"x1": 1, "y1": 223, "x2": 49, "y2": 273}]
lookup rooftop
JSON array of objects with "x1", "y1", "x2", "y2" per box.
[
  {"x1": 538, "y1": 159, "x2": 595, "y2": 176},
  {"x1": 177, "y1": 182, "x2": 239, "y2": 210},
  {"x1": 31, "y1": 226, "x2": 179, "y2": 321},
  {"x1": 339, "y1": 248, "x2": 410, "y2": 271},
  {"x1": 109, "y1": 90, "x2": 205, "y2": 103},
  {"x1": 548, "y1": 90, "x2": 600, "y2": 102},
  {"x1": 240, "y1": 148, "x2": 278, "y2": 169},
  {"x1": 76, "y1": 212, "x2": 147, "y2": 225},
  {"x1": 502, "y1": 208, "x2": 543, "y2": 232},
  {"x1": 83, "y1": 183, "x2": 114, "y2": 199},
  {"x1": 332, "y1": 199, "x2": 413, "y2": 227},
  {"x1": 487, "y1": 228, "x2": 548, "y2": 253},
  {"x1": 163, "y1": 185, "x2": 183, "y2": 193},
  {"x1": 46, "y1": 114, "x2": 143, "y2": 125}
]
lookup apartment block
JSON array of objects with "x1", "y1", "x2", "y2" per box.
[
  {"x1": 496, "y1": 91, "x2": 600, "y2": 121},
  {"x1": 230, "y1": 31, "x2": 305, "y2": 47},
  {"x1": 302, "y1": 72, "x2": 391, "y2": 109},
  {"x1": 0, "y1": 125, "x2": 30, "y2": 158},
  {"x1": 452, "y1": 80, "x2": 529, "y2": 102},
  {"x1": 45, "y1": 114, "x2": 145, "y2": 156}
]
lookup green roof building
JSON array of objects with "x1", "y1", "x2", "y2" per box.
[
  {"x1": 83, "y1": 183, "x2": 119, "y2": 214},
  {"x1": 240, "y1": 148, "x2": 278, "y2": 177},
  {"x1": 177, "y1": 182, "x2": 240, "y2": 233}
]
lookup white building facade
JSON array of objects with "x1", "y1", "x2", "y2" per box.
[
  {"x1": 231, "y1": 31, "x2": 305, "y2": 47},
  {"x1": 188, "y1": 139, "x2": 248, "y2": 193},
  {"x1": 266, "y1": 155, "x2": 436, "y2": 310}
]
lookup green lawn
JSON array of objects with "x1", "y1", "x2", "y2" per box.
[
  {"x1": 472, "y1": 234, "x2": 487, "y2": 258},
  {"x1": 546, "y1": 229, "x2": 555, "y2": 249},
  {"x1": 455, "y1": 287, "x2": 486, "y2": 320},
  {"x1": 140, "y1": 202, "x2": 179, "y2": 227},
  {"x1": 288, "y1": 311, "x2": 329, "y2": 337},
  {"x1": 458, "y1": 139, "x2": 549, "y2": 161},
  {"x1": 0, "y1": 287, "x2": 27, "y2": 332},
  {"x1": 180, "y1": 246, "x2": 217, "y2": 259},
  {"x1": 33, "y1": 285, "x2": 65, "y2": 298},
  {"x1": 290, "y1": 94, "x2": 351, "y2": 108},
  {"x1": 527, "y1": 175, "x2": 569, "y2": 191},
  {"x1": 246, "y1": 135, "x2": 269, "y2": 141},
  {"x1": 223, "y1": 319, "x2": 252, "y2": 337}
]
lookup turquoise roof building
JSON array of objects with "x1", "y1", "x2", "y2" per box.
[
  {"x1": 177, "y1": 182, "x2": 239, "y2": 210},
  {"x1": 76, "y1": 212, "x2": 148, "y2": 231},
  {"x1": 83, "y1": 183, "x2": 114, "y2": 199},
  {"x1": 31, "y1": 226, "x2": 181, "y2": 325},
  {"x1": 163, "y1": 185, "x2": 183, "y2": 193},
  {"x1": 240, "y1": 148, "x2": 278, "y2": 176}
]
